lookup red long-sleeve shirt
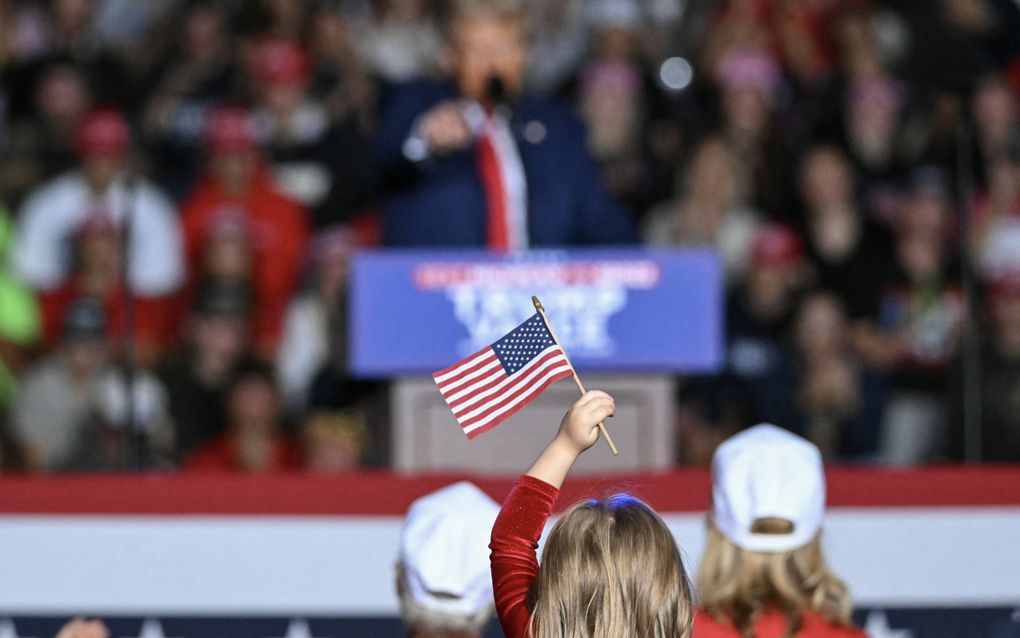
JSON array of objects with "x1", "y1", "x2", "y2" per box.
[
  {"x1": 490, "y1": 474, "x2": 559, "y2": 638},
  {"x1": 180, "y1": 171, "x2": 309, "y2": 352}
]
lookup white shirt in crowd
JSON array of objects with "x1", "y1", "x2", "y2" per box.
[
  {"x1": 11, "y1": 171, "x2": 184, "y2": 296},
  {"x1": 277, "y1": 294, "x2": 331, "y2": 413}
]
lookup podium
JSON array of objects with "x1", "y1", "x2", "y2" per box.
[
  {"x1": 391, "y1": 374, "x2": 675, "y2": 473},
  {"x1": 350, "y1": 249, "x2": 722, "y2": 472}
]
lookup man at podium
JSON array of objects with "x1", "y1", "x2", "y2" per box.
[{"x1": 373, "y1": 0, "x2": 635, "y2": 249}]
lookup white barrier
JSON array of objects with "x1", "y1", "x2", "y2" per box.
[{"x1": 1, "y1": 506, "x2": 1018, "y2": 615}]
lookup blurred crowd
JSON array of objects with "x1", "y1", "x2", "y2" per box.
[{"x1": 0, "y1": 0, "x2": 1019, "y2": 473}]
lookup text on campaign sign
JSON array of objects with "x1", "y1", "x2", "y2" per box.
[{"x1": 349, "y1": 249, "x2": 722, "y2": 376}]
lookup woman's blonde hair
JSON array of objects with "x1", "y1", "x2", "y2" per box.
[
  {"x1": 528, "y1": 494, "x2": 693, "y2": 638},
  {"x1": 697, "y1": 518, "x2": 852, "y2": 638}
]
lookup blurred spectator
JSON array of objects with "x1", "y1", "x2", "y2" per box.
[
  {"x1": 159, "y1": 280, "x2": 253, "y2": 458},
  {"x1": 866, "y1": 169, "x2": 963, "y2": 465},
  {"x1": 186, "y1": 360, "x2": 299, "y2": 472},
  {"x1": 352, "y1": 0, "x2": 441, "y2": 84},
  {"x1": 798, "y1": 144, "x2": 897, "y2": 321},
  {"x1": 758, "y1": 291, "x2": 886, "y2": 460},
  {"x1": 61, "y1": 367, "x2": 173, "y2": 471},
  {"x1": 832, "y1": 5, "x2": 898, "y2": 81},
  {"x1": 91, "y1": 0, "x2": 179, "y2": 56},
  {"x1": 0, "y1": 407, "x2": 28, "y2": 473},
  {"x1": 248, "y1": 39, "x2": 374, "y2": 226},
  {"x1": 0, "y1": 1, "x2": 50, "y2": 65},
  {"x1": 576, "y1": 2, "x2": 670, "y2": 215},
  {"x1": 11, "y1": 298, "x2": 111, "y2": 471},
  {"x1": 955, "y1": 271, "x2": 1020, "y2": 461},
  {"x1": 301, "y1": 409, "x2": 366, "y2": 471},
  {"x1": 971, "y1": 74, "x2": 1019, "y2": 184},
  {"x1": 308, "y1": 4, "x2": 376, "y2": 133},
  {"x1": 141, "y1": 1, "x2": 239, "y2": 200},
  {"x1": 522, "y1": 0, "x2": 586, "y2": 94},
  {"x1": 946, "y1": 269, "x2": 1020, "y2": 462},
  {"x1": 842, "y1": 74, "x2": 909, "y2": 222},
  {"x1": 643, "y1": 136, "x2": 760, "y2": 281},
  {"x1": 725, "y1": 223, "x2": 807, "y2": 392},
  {"x1": 966, "y1": 271, "x2": 1020, "y2": 459},
  {"x1": 974, "y1": 131, "x2": 1020, "y2": 276},
  {"x1": 10, "y1": 108, "x2": 184, "y2": 298},
  {"x1": 675, "y1": 373, "x2": 757, "y2": 466},
  {"x1": 396, "y1": 482, "x2": 500, "y2": 637},
  {"x1": 180, "y1": 106, "x2": 309, "y2": 355},
  {"x1": 771, "y1": 0, "x2": 843, "y2": 87},
  {"x1": 712, "y1": 48, "x2": 796, "y2": 217},
  {"x1": 307, "y1": 363, "x2": 388, "y2": 467},
  {"x1": 700, "y1": 1, "x2": 773, "y2": 80},
  {"x1": 0, "y1": 208, "x2": 40, "y2": 408},
  {"x1": 36, "y1": 211, "x2": 176, "y2": 364},
  {"x1": 277, "y1": 226, "x2": 358, "y2": 414},
  {"x1": 0, "y1": 61, "x2": 91, "y2": 207},
  {"x1": 1, "y1": 0, "x2": 133, "y2": 114},
  {"x1": 373, "y1": 0, "x2": 635, "y2": 248}
]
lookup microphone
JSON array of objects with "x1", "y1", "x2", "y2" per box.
[
  {"x1": 484, "y1": 75, "x2": 515, "y2": 124},
  {"x1": 483, "y1": 75, "x2": 522, "y2": 139},
  {"x1": 484, "y1": 75, "x2": 508, "y2": 107}
]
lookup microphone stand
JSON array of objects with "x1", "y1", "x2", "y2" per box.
[
  {"x1": 957, "y1": 115, "x2": 982, "y2": 464},
  {"x1": 120, "y1": 172, "x2": 140, "y2": 470}
]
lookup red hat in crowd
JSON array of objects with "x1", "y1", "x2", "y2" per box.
[
  {"x1": 751, "y1": 223, "x2": 802, "y2": 266},
  {"x1": 75, "y1": 108, "x2": 130, "y2": 157},
  {"x1": 986, "y1": 269, "x2": 1020, "y2": 300},
  {"x1": 250, "y1": 39, "x2": 310, "y2": 86},
  {"x1": 205, "y1": 106, "x2": 259, "y2": 154}
]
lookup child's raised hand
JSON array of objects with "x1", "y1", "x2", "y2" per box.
[
  {"x1": 555, "y1": 391, "x2": 615, "y2": 457},
  {"x1": 527, "y1": 391, "x2": 616, "y2": 489}
]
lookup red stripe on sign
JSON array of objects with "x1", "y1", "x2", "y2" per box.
[{"x1": 0, "y1": 467, "x2": 1016, "y2": 516}]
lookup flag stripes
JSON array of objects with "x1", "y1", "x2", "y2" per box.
[{"x1": 433, "y1": 313, "x2": 573, "y2": 438}]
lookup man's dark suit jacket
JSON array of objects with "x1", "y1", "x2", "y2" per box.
[{"x1": 373, "y1": 81, "x2": 636, "y2": 247}]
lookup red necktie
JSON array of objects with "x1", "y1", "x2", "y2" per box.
[{"x1": 476, "y1": 128, "x2": 510, "y2": 251}]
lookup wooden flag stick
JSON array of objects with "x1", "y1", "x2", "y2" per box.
[{"x1": 532, "y1": 296, "x2": 619, "y2": 456}]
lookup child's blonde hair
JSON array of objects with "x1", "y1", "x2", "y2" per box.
[
  {"x1": 697, "y1": 518, "x2": 853, "y2": 638},
  {"x1": 528, "y1": 494, "x2": 693, "y2": 638}
]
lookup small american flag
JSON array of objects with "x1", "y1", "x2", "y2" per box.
[{"x1": 433, "y1": 313, "x2": 574, "y2": 439}]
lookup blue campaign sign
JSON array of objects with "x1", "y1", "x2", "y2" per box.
[{"x1": 349, "y1": 248, "x2": 723, "y2": 377}]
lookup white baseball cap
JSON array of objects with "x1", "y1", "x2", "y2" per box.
[
  {"x1": 710, "y1": 424, "x2": 826, "y2": 553},
  {"x1": 399, "y1": 482, "x2": 500, "y2": 619}
]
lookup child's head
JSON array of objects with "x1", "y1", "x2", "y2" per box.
[
  {"x1": 698, "y1": 425, "x2": 852, "y2": 635},
  {"x1": 530, "y1": 494, "x2": 693, "y2": 638},
  {"x1": 398, "y1": 482, "x2": 500, "y2": 638}
]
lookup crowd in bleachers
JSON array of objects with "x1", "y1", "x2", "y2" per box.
[{"x1": 0, "y1": 0, "x2": 1019, "y2": 473}]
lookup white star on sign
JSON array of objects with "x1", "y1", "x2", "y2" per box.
[
  {"x1": 122, "y1": 619, "x2": 183, "y2": 638},
  {"x1": 270, "y1": 619, "x2": 332, "y2": 638},
  {"x1": 864, "y1": 611, "x2": 913, "y2": 638},
  {"x1": 0, "y1": 619, "x2": 36, "y2": 638}
]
